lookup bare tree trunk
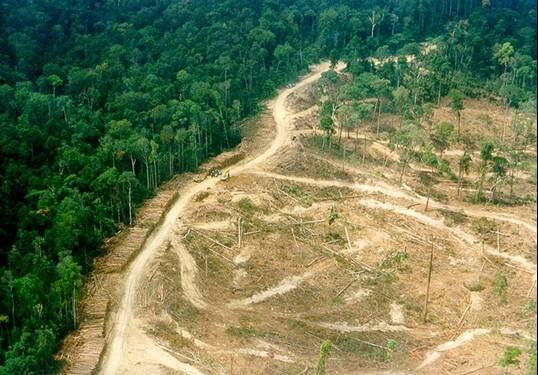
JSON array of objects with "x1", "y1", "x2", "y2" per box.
[
  {"x1": 72, "y1": 283, "x2": 77, "y2": 329},
  {"x1": 509, "y1": 168, "x2": 515, "y2": 201},
  {"x1": 399, "y1": 161, "x2": 407, "y2": 183},
  {"x1": 354, "y1": 126, "x2": 359, "y2": 153},
  {"x1": 342, "y1": 144, "x2": 346, "y2": 172},
  {"x1": 169, "y1": 146, "x2": 173, "y2": 177},
  {"x1": 422, "y1": 245, "x2": 434, "y2": 322},
  {"x1": 475, "y1": 168, "x2": 487, "y2": 202},
  {"x1": 376, "y1": 98, "x2": 382, "y2": 137},
  {"x1": 362, "y1": 137, "x2": 366, "y2": 164},
  {"x1": 457, "y1": 166, "x2": 463, "y2": 199},
  {"x1": 501, "y1": 101, "x2": 510, "y2": 143},
  {"x1": 130, "y1": 155, "x2": 137, "y2": 176},
  {"x1": 153, "y1": 159, "x2": 158, "y2": 187},
  {"x1": 457, "y1": 111, "x2": 461, "y2": 138},
  {"x1": 127, "y1": 181, "x2": 132, "y2": 226},
  {"x1": 144, "y1": 157, "x2": 150, "y2": 190}
]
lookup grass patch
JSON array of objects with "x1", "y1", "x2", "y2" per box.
[
  {"x1": 493, "y1": 272, "x2": 508, "y2": 304},
  {"x1": 334, "y1": 335, "x2": 399, "y2": 361},
  {"x1": 364, "y1": 271, "x2": 397, "y2": 287},
  {"x1": 499, "y1": 346, "x2": 522, "y2": 367},
  {"x1": 194, "y1": 191, "x2": 210, "y2": 202},
  {"x1": 168, "y1": 301, "x2": 200, "y2": 325},
  {"x1": 464, "y1": 281, "x2": 485, "y2": 292},
  {"x1": 237, "y1": 197, "x2": 259, "y2": 218},
  {"x1": 438, "y1": 209, "x2": 468, "y2": 226},
  {"x1": 281, "y1": 183, "x2": 314, "y2": 207},
  {"x1": 303, "y1": 135, "x2": 385, "y2": 168},
  {"x1": 153, "y1": 320, "x2": 192, "y2": 349},
  {"x1": 471, "y1": 217, "x2": 498, "y2": 244},
  {"x1": 379, "y1": 250, "x2": 409, "y2": 271},
  {"x1": 225, "y1": 325, "x2": 256, "y2": 338}
]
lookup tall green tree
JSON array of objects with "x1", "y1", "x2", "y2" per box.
[
  {"x1": 448, "y1": 89, "x2": 464, "y2": 138},
  {"x1": 390, "y1": 123, "x2": 427, "y2": 183}
]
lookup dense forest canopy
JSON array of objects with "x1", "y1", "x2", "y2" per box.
[{"x1": 0, "y1": 0, "x2": 535, "y2": 372}]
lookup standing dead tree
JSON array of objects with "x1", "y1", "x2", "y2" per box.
[
  {"x1": 422, "y1": 243, "x2": 434, "y2": 322},
  {"x1": 368, "y1": 9, "x2": 385, "y2": 38}
]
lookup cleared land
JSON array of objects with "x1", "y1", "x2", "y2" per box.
[{"x1": 61, "y1": 62, "x2": 536, "y2": 375}]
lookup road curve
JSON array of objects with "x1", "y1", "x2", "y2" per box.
[{"x1": 98, "y1": 61, "x2": 342, "y2": 374}]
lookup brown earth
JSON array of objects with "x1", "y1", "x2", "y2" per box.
[{"x1": 59, "y1": 62, "x2": 536, "y2": 375}]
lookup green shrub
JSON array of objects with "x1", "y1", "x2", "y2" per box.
[
  {"x1": 493, "y1": 272, "x2": 508, "y2": 303},
  {"x1": 499, "y1": 346, "x2": 522, "y2": 367}
]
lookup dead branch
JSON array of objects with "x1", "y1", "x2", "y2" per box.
[
  {"x1": 349, "y1": 336, "x2": 389, "y2": 350},
  {"x1": 316, "y1": 194, "x2": 362, "y2": 202},
  {"x1": 182, "y1": 228, "x2": 191, "y2": 239},
  {"x1": 237, "y1": 217, "x2": 242, "y2": 249},
  {"x1": 344, "y1": 226, "x2": 353, "y2": 252},
  {"x1": 481, "y1": 255, "x2": 500, "y2": 270},
  {"x1": 191, "y1": 228, "x2": 232, "y2": 251},
  {"x1": 291, "y1": 227, "x2": 299, "y2": 249},
  {"x1": 307, "y1": 256, "x2": 324, "y2": 267},
  {"x1": 387, "y1": 222, "x2": 442, "y2": 250},
  {"x1": 204, "y1": 245, "x2": 235, "y2": 264},
  {"x1": 244, "y1": 230, "x2": 261, "y2": 236},
  {"x1": 460, "y1": 364, "x2": 495, "y2": 375},
  {"x1": 278, "y1": 188, "x2": 301, "y2": 203},
  {"x1": 502, "y1": 262, "x2": 533, "y2": 274},
  {"x1": 527, "y1": 277, "x2": 537, "y2": 298},
  {"x1": 456, "y1": 302, "x2": 472, "y2": 330},
  {"x1": 335, "y1": 277, "x2": 359, "y2": 298},
  {"x1": 291, "y1": 219, "x2": 325, "y2": 225},
  {"x1": 422, "y1": 244, "x2": 434, "y2": 323},
  {"x1": 323, "y1": 239, "x2": 339, "y2": 245},
  {"x1": 321, "y1": 243, "x2": 374, "y2": 272}
]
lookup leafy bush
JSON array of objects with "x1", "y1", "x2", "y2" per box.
[{"x1": 499, "y1": 346, "x2": 522, "y2": 367}]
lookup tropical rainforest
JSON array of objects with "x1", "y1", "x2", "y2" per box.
[{"x1": 0, "y1": 0, "x2": 535, "y2": 372}]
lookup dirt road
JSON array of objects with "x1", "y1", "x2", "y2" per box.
[
  {"x1": 98, "y1": 61, "x2": 344, "y2": 374},
  {"x1": 94, "y1": 58, "x2": 535, "y2": 374}
]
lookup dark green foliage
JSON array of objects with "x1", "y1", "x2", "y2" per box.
[
  {"x1": 493, "y1": 272, "x2": 509, "y2": 303},
  {"x1": 315, "y1": 340, "x2": 332, "y2": 375},
  {"x1": 431, "y1": 122, "x2": 454, "y2": 156},
  {"x1": 498, "y1": 346, "x2": 522, "y2": 367}
]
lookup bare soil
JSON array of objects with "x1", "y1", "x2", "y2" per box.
[{"x1": 61, "y1": 62, "x2": 536, "y2": 375}]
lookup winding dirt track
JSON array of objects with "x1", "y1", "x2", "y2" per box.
[
  {"x1": 96, "y1": 59, "x2": 536, "y2": 374},
  {"x1": 248, "y1": 170, "x2": 537, "y2": 243},
  {"x1": 98, "y1": 62, "x2": 344, "y2": 374}
]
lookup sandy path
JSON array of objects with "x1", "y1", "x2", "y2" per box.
[
  {"x1": 248, "y1": 171, "x2": 537, "y2": 242},
  {"x1": 170, "y1": 235, "x2": 208, "y2": 310},
  {"x1": 417, "y1": 328, "x2": 491, "y2": 370},
  {"x1": 315, "y1": 321, "x2": 410, "y2": 333},
  {"x1": 227, "y1": 273, "x2": 312, "y2": 308},
  {"x1": 95, "y1": 58, "x2": 534, "y2": 373},
  {"x1": 98, "y1": 62, "x2": 343, "y2": 374}
]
